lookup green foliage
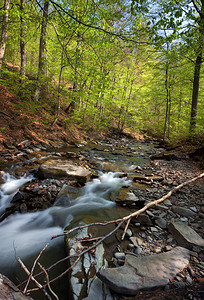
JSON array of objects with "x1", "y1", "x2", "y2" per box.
[{"x1": 0, "y1": 0, "x2": 203, "y2": 141}]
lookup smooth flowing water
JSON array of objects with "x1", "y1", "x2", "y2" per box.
[{"x1": 0, "y1": 140, "x2": 156, "y2": 298}]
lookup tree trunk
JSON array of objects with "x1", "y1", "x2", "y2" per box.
[
  {"x1": 20, "y1": 0, "x2": 25, "y2": 78},
  {"x1": 69, "y1": 36, "x2": 81, "y2": 112},
  {"x1": 121, "y1": 82, "x2": 133, "y2": 132},
  {"x1": 163, "y1": 65, "x2": 170, "y2": 142},
  {"x1": 189, "y1": 2, "x2": 204, "y2": 135},
  {"x1": 52, "y1": 52, "x2": 64, "y2": 126},
  {"x1": 38, "y1": 0, "x2": 49, "y2": 79},
  {"x1": 189, "y1": 49, "x2": 203, "y2": 135},
  {"x1": 35, "y1": 0, "x2": 49, "y2": 100},
  {"x1": 0, "y1": 0, "x2": 10, "y2": 69}
]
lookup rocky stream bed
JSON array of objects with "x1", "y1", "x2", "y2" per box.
[{"x1": 0, "y1": 137, "x2": 203, "y2": 300}]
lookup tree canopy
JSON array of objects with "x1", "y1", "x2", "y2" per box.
[{"x1": 0, "y1": 0, "x2": 203, "y2": 141}]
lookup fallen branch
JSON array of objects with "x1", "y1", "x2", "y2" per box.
[
  {"x1": 18, "y1": 173, "x2": 204, "y2": 294},
  {"x1": 52, "y1": 172, "x2": 204, "y2": 239},
  {"x1": 121, "y1": 172, "x2": 204, "y2": 222}
]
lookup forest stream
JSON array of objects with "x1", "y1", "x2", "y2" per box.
[{"x1": 0, "y1": 137, "x2": 203, "y2": 300}]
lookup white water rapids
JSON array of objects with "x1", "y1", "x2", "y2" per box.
[{"x1": 0, "y1": 172, "x2": 130, "y2": 272}]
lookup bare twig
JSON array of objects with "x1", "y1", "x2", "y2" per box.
[
  {"x1": 23, "y1": 243, "x2": 49, "y2": 294},
  {"x1": 121, "y1": 218, "x2": 131, "y2": 241},
  {"x1": 17, "y1": 257, "x2": 43, "y2": 290},
  {"x1": 38, "y1": 262, "x2": 59, "y2": 300}
]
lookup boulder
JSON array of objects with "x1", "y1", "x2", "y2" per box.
[
  {"x1": 37, "y1": 159, "x2": 92, "y2": 184},
  {"x1": 0, "y1": 273, "x2": 33, "y2": 299},
  {"x1": 97, "y1": 247, "x2": 189, "y2": 295},
  {"x1": 168, "y1": 221, "x2": 204, "y2": 249}
]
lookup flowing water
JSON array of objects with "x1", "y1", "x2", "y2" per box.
[{"x1": 0, "y1": 140, "x2": 157, "y2": 299}]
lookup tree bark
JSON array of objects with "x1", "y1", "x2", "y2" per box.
[
  {"x1": 189, "y1": 48, "x2": 203, "y2": 135},
  {"x1": 69, "y1": 35, "x2": 81, "y2": 112},
  {"x1": 189, "y1": 1, "x2": 204, "y2": 136},
  {"x1": 20, "y1": 0, "x2": 26, "y2": 78},
  {"x1": 0, "y1": 0, "x2": 10, "y2": 69},
  {"x1": 38, "y1": 0, "x2": 49, "y2": 79}
]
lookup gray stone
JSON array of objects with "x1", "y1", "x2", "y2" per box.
[
  {"x1": 132, "y1": 214, "x2": 152, "y2": 225},
  {"x1": 172, "y1": 206, "x2": 196, "y2": 218},
  {"x1": 155, "y1": 217, "x2": 167, "y2": 229},
  {"x1": 37, "y1": 159, "x2": 91, "y2": 183},
  {"x1": 66, "y1": 227, "x2": 108, "y2": 300},
  {"x1": 84, "y1": 277, "x2": 113, "y2": 300},
  {"x1": 133, "y1": 175, "x2": 163, "y2": 182},
  {"x1": 163, "y1": 199, "x2": 172, "y2": 206},
  {"x1": 115, "y1": 253, "x2": 125, "y2": 260},
  {"x1": 54, "y1": 184, "x2": 79, "y2": 206},
  {"x1": 0, "y1": 273, "x2": 33, "y2": 299},
  {"x1": 126, "y1": 229, "x2": 133, "y2": 237},
  {"x1": 146, "y1": 210, "x2": 155, "y2": 217},
  {"x1": 180, "y1": 217, "x2": 188, "y2": 222},
  {"x1": 97, "y1": 247, "x2": 190, "y2": 295},
  {"x1": 130, "y1": 237, "x2": 143, "y2": 247},
  {"x1": 168, "y1": 221, "x2": 204, "y2": 249},
  {"x1": 151, "y1": 226, "x2": 159, "y2": 232}
]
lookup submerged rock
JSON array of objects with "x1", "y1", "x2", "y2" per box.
[
  {"x1": 97, "y1": 247, "x2": 189, "y2": 295},
  {"x1": 168, "y1": 221, "x2": 204, "y2": 249},
  {"x1": 37, "y1": 159, "x2": 92, "y2": 184}
]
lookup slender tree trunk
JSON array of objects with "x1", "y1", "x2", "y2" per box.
[
  {"x1": 20, "y1": 0, "x2": 25, "y2": 78},
  {"x1": 0, "y1": 0, "x2": 10, "y2": 69},
  {"x1": 121, "y1": 82, "x2": 133, "y2": 132},
  {"x1": 38, "y1": 0, "x2": 49, "y2": 79},
  {"x1": 52, "y1": 52, "x2": 64, "y2": 126},
  {"x1": 167, "y1": 88, "x2": 171, "y2": 139},
  {"x1": 189, "y1": 48, "x2": 203, "y2": 135},
  {"x1": 118, "y1": 68, "x2": 129, "y2": 130},
  {"x1": 177, "y1": 88, "x2": 182, "y2": 131},
  {"x1": 35, "y1": 0, "x2": 49, "y2": 100},
  {"x1": 163, "y1": 65, "x2": 170, "y2": 142},
  {"x1": 69, "y1": 36, "x2": 81, "y2": 112}
]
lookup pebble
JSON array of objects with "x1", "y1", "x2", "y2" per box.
[
  {"x1": 180, "y1": 217, "x2": 188, "y2": 222},
  {"x1": 186, "y1": 274, "x2": 193, "y2": 284},
  {"x1": 165, "y1": 245, "x2": 172, "y2": 251},
  {"x1": 133, "y1": 246, "x2": 141, "y2": 255},
  {"x1": 126, "y1": 229, "x2": 132, "y2": 237},
  {"x1": 150, "y1": 227, "x2": 159, "y2": 232},
  {"x1": 189, "y1": 251, "x2": 199, "y2": 257},
  {"x1": 115, "y1": 252, "x2": 125, "y2": 260},
  {"x1": 146, "y1": 236, "x2": 153, "y2": 243}
]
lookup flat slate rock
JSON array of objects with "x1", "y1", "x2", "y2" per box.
[
  {"x1": 172, "y1": 206, "x2": 196, "y2": 218},
  {"x1": 168, "y1": 221, "x2": 204, "y2": 249},
  {"x1": 37, "y1": 159, "x2": 91, "y2": 183},
  {"x1": 97, "y1": 246, "x2": 189, "y2": 295}
]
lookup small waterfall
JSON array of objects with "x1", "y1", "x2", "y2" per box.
[
  {"x1": 0, "y1": 172, "x2": 33, "y2": 215},
  {"x1": 0, "y1": 171, "x2": 130, "y2": 273}
]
